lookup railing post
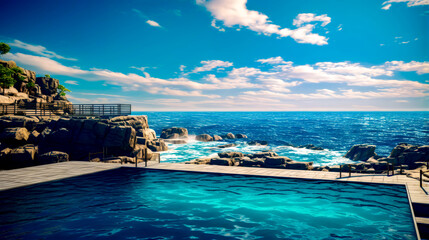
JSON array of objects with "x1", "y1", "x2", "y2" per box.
[
  {"x1": 420, "y1": 169, "x2": 423, "y2": 188},
  {"x1": 348, "y1": 164, "x2": 351, "y2": 177},
  {"x1": 144, "y1": 148, "x2": 148, "y2": 167},
  {"x1": 391, "y1": 163, "x2": 394, "y2": 176},
  {"x1": 339, "y1": 165, "x2": 342, "y2": 178}
]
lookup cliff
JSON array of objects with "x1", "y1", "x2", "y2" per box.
[
  {"x1": 0, "y1": 59, "x2": 71, "y2": 106},
  {"x1": 0, "y1": 115, "x2": 167, "y2": 169}
]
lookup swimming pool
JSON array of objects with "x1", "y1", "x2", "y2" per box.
[{"x1": 0, "y1": 168, "x2": 417, "y2": 239}]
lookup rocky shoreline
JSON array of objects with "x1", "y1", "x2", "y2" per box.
[{"x1": 172, "y1": 128, "x2": 428, "y2": 181}]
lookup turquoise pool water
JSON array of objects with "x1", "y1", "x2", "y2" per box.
[{"x1": 0, "y1": 168, "x2": 417, "y2": 239}]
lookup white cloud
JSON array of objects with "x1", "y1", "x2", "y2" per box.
[
  {"x1": 382, "y1": 3, "x2": 392, "y2": 9},
  {"x1": 179, "y1": 65, "x2": 186, "y2": 71},
  {"x1": 4, "y1": 51, "x2": 429, "y2": 103},
  {"x1": 337, "y1": 24, "x2": 343, "y2": 31},
  {"x1": 395, "y1": 100, "x2": 409, "y2": 102},
  {"x1": 8, "y1": 40, "x2": 77, "y2": 61},
  {"x1": 382, "y1": 0, "x2": 429, "y2": 9},
  {"x1": 211, "y1": 19, "x2": 225, "y2": 32},
  {"x1": 197, "y1": 0, "x2": 330, "y2": 45},
  {"x1": 384, "y1": 61, "x2": 429, "y2": 74},
  {"x1": 190, "y1": 60, "x2": 233, "y2": 74},
  {"x1": 130, "y1": 66, "x2": 149, "y2": 72},
  {"x1": 146, "y1": 20, "x2": 161, "y2": 27},
  {"x1": 293, "y1": 13, "x2": 331, "y2": 27},
  {"x1": 400, "y1": 41, "x2": 410, "y2": 44},
  {"x1": 65, "y1": 80, "x2": 79, "y2": 85},
  {"x1": 257, "y1": 56, "x2": 289, "y2": 65}
]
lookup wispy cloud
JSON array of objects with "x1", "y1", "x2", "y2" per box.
[
  {"x1": 65, "y1": 80, "x2": 79, "y2": 85},
  {"x1": 8, "y1": 40, "x2": 77, "y2": 61},
  {"x1": 130, "y1": 66, "x2": 149, "y2": 72},
  {"x1": 132, "y1": 8, "x2": 162, "y2": 28},
  {"x1": 197, "y1": 0, "x2": 331, "y2": 45},
  {"x1": 4, "y1": 51, "x2": 429, "y2": 103},
  {"x1": 146, "y1": 20, "x2": 161, "y2": 27},
  {"x1": 189, "y1": 60, "x2": 233, "y2": 74},
  {"x1": 382, "y1": 0, "x2": 429, "y2": 10}
]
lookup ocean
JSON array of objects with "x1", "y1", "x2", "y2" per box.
[{"x1": 133, "y1": 112, "x2": 428, "y2": 166}]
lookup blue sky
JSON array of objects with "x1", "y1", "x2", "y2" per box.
[{"x1": 1, "y1": 0, "x2": 428, "y2": 111}]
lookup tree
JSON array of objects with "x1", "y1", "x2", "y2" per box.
[
  {"x1": 26, "y1": 81, "x2": 35, "y2": 89},
  {"x1": 0, "y1": 65, "x2": 23, "y2": 95},
  {"x1": 58, "y1": 84, "x2": 71, "y2": 96},
  {"x1": 0, "y1": 43, "x2": 10, "y2": 56},
  {"x1": 45, "y1": 74, "x2": 51, "y2": 78}
]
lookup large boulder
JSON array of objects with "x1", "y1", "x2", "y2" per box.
[
  {"x1": 160, "y1": 127, "x2": 188, "y2": 139},
  {"x1": 196, "y1": 134, "x2": 213, "y2": 142},
  {"x1": 104, "y1": 125, "x2": 136, "y2": 149},
  {"x1": 0, "y1": 145, "x2": 38, "y2": 169},
  {"x1": 286, "y1": 161, "x2": 313, "y2": 170},
  {"x1": 38, "y1": 151, "x2": 69, "y2": 164},
  {"x1": 389, "y1": 143, "x2": 429, "y2": 166},
  {"x1": 265, "y1": 156, "x2": 292, "y2": 166},
  {"x1": 235, "y1": 133, "x2": 247, "y2": 139},
  {"x1": 210, "y1": 158, "x2": 234, "y2": 166},
  {"x1": 36, "y1": 77, "x2": 59, "y2": 96},
  {"x1": 0, "y1": 127, "x2": 30, "y2": 145},
  {"x1": 218, "y1": 152, "x2": 243, "y2": 158},
  {"x1": 146, "y1": 139, "x2": 168, "y2": 152},
  {"x1": 344, "y1": 144, "x2": 377, "y2": 161},
  {"x1": 252, "y1": 151, "x2": 278, "y2": 158},
  {"x1": 239, "y1": 157, "x2": 264, "y2": 167},
  {"x1": 213, "y1": 135, "x2": 223, "y2": 141},
  {"x1": 225, "y1": 133, "x2": 235, "y2": 139}
]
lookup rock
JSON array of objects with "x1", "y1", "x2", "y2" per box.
[
  {"x1": 0, "y1": 127, "x2": 30, "y2": 145},
  {"x1": 104, "y1": 125, "x2": 136, "y2": 149},
  {"x1": 160, "y1": 127, "x2": 188, "y2": 139},
  {"x1": 133, "y1": 145, "x2": 153, "y2": 160},
  {"x1": 225, "y1": 133, "x2": 235, "y2": 139},
  {"x1": 218, "y1": 152, "x2": 243, "y2": 158},
  {"x1": 248, "y1": 140, "x2": 268, "y2": 146},
  {"x1": 35, "y1": 77, "x2": 59, "y2": 95},
  {"x1": 344, "y1": 144, "x2": 377, "y2": 161},
  {"x1": 0, "y1": 145, "x2": 38, "y2": 169},
  {"x1": 389, "y1": 143, "x2": 429, "y2": 166},
  {"x1": 252, "y1": 152, "x2": 278, "y2": 158},
  {"x1": 366, "y1": 157, "x2": 379, "y2": 164},
  {"x1": 196, "y1": 134, "x2": 213, "y2": 142},
  {"x1": 239, "y1": 157, "x2": 264, "y2": 167},
  {"x1": 146, "y1": 139, "x2": 168, "y2": 152},
  {"x1": 287, "y1": 161, "x2": 313, "y2": 170},
  {"x1": 38, "y1": 151, "x2": 69, "y2": 164},
  {"x1": 210, "y1": 158, "x2": 234, "y2": 166},
  {"x1": 164, "y1": 139, "x2": 187, "y2": 144},
  {"x1": 186, "y1": 158, "x2": 211, "y2": 165},
  {"x1": 137, "y1": 128, "x2": 156, "y2": 140},
  {"x1": 265, "y1": 156, "x2": 292, "y2": 166},
  {"x1": 235, "y1": 133, "x2": 247, "y2": 139},
  {"x1": 28, "y1": 130, "x2": 40, "y2": 144},
  {"x1": 218, "y1": 143, "x2": 236, "y2": 148},
  {"x1": 213, "y1": 135, "x2": 223, "y2": 141},
  {"x1": 298, "y1": 144, "x2": 324, "y2": 150}
]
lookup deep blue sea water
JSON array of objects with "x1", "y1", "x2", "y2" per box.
[
  {"x1": 0, "y1": 168, "x2": 417, "y2": 239},
  {"x1": 134, "y1": 112, "x2": 428, "y2": 166}
]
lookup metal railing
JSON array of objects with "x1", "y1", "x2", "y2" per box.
[{"x1": 0, "y1": 102, "x2": 131, "y2": 117}]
